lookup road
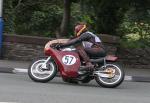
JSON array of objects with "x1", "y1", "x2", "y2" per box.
[{"x1": 0, "y1": 73, "x2": 150, "y2": 103}]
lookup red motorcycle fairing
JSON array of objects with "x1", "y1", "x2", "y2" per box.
[{"x1": 45, "y1": 47, "x2": 81, "y2": 78}]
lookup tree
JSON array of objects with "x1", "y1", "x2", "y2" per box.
[
  {"x1": 4, "y1": 0, "x2": 63, "y2": 37},
  {"x1": 80, "y1": 0, "x2": 129, "y2": 35},
  {"x1": 60, "y1": 0, "x2": 72, "y2": 37}
]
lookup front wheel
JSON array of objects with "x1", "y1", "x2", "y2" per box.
[
  {"x1": 28, "y1": 57, "x2": 57, "y2": 83},
  {"x1": 95, "y1": 64, "x2": 124, "y2": 88}
]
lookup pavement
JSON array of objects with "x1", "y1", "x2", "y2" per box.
[{"x1": 0, "y1": 59, "x2": 150, "y2": 82}]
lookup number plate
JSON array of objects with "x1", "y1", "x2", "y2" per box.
[{"x1": 62, "y1": 55, "x2": 77, "y2": 65}]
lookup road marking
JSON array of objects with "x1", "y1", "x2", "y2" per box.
[
  {"x1": 13, "y1": 68, "x2": 28, "y2": 73},
  {"x1": 0, "y1": 102, "x2": 17, "y2": 103},
  {"x1": 124, "y1": 76, "x2": 132, "y2": 81},
  {"x1": 13, "y1": 68, "x2": 133, "y2": 80},
  {"x1": 9, "y1": 68, "x2": 150, "y2": 82}
]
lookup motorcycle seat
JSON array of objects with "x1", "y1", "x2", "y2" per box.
[
  {"x1": 90, "y1": 57, "x2": 104, "y2": 63},
  {"x1": 90, "y1": 55, "x2": 118, "y2": 62},
  {"x1": 90, "y1": 56, "x2": 104, "y2": 59}
]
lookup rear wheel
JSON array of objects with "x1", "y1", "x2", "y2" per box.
[
  {"x1": 28, "y1": 57, "x2": 57, "y2": 83},
  {"x1": 95, "y1": 64, "x2": 124, "y2": 88}
]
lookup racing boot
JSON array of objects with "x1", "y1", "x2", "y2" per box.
[{"x1": 76, "y1": 45, "x2": 94, "y2": 71}]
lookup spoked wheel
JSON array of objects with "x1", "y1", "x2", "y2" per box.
[
  {"x1": 95, "y1": 64, "x2": 124, "y2": 88},
  {"x1": 28, "y1": 58, "x2": 57, "y2": 83}
]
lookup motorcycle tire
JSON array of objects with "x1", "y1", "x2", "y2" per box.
[
  {"x1": 28, "y1": 57, "x2": 57, "y2": 83},
  {"x1": 95, "y1": 64, "x2": 124, "y2": 88}
]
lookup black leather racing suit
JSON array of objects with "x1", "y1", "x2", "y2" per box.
[{"x1": 61, "y1": 31, "x2": 106, "y2": 58}]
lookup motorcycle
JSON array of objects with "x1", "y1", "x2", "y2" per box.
[{"x1": 28, "y1": 39, "x2": 124, "y2": 88}]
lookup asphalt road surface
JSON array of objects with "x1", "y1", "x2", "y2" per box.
[{"x1": 0, "y1": 73, "x2": 150, "y2": 103}]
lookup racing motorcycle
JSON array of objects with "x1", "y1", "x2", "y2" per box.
[{"x1": 28, "y1": 39, "x2": 124, "y2": 88}]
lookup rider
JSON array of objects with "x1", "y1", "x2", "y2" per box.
[{"x1": 59, "y1": 22, "x2": 106, "y2": 71}]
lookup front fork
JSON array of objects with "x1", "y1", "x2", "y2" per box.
[{"x1": 41, "y1": 56, "x2": 51, "y2": 69}]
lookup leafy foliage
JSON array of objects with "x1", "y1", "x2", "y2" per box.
[
  {"x1": 22, "y1": 5, "x2": 62, "y2": 37},
  {"x1": 4, "y1": 0, "x2": 63, "y2": 37},
  {"x1": 117, "y1": 0, "x2": 150, "y2": 48},
  {"x1": 3, "y1": 0, "x2": 150, "y2": 42},
  {"x1": 79, "y1": 0, "x2": 129, "y2": 35},
  {"x1": 120, "y1": 22, "x2": 150, "y2": 48}
]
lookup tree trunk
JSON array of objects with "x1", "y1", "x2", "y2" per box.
[{"x1": 60, "y1": 0, "x2": 71, "y2": 37}]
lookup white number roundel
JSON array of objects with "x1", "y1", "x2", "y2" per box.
[{"x1": 62, "y1": 55, "x2": 77, "y2": 65}]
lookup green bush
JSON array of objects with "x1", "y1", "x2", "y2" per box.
[
  {"x1": 29, "y1": 5, "x2": 63, "y2": 37},
  {"x1": 4, "y1": 0, "x2": 63, "y2": 37},
  {"x1": 118, "y1": 6, "x2": 150, "y2": 48},
  {"x1": 15, "y1": 5, "x2": 63, "y2": 37},
  {"x1": 119, "y1": 22, "x2": 150, "y2": 48}
]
